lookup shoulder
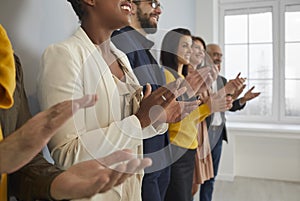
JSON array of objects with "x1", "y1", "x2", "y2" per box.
[
  {"x1": 43, "y1": 33, "x2": 91, "y2": 65},
  {"x1": 220, "y1": 75, "x2": 226, "y2": 81},
  {"x1": 218, "y1": 75, "x2": 227, "y2": 84},
  {"x1": 111, "y1": 28, "x2": 137, "y2": 54},
  {"x1": 164, "y1": 68, "x2": 176, "y2": 83}
]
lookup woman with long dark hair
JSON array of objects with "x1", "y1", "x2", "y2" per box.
[{"x1": 161, "y1": 28, "x2": 210, "y2": 201}]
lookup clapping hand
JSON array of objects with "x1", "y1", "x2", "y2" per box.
[
  {"x1": 50, "y1": 149, "x2": 152, "y2": 200},
  {"x1": 240, "y1": 86, "x2": 261, "y2": 105},
  {"x1": 0, "y1": 95, "x2": 98, "y2": 174},
  {"x1": 224, "y1": 73, "x2": 246, "y2": 95}
]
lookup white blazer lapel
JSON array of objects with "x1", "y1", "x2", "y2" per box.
[
  {"x1": 110, "y1": 42, "x2": 141, "y2": 85},
  {"x1": 74, "y1": 28, "x2": 122, "y2": 122}
]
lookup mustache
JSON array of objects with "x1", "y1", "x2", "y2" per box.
[
  {"x1": 214, "y1": 60, "x2": 221, "y2": 64},
  {"x1": 150, "y1": 13, "x2": 159, "y2": 21}
]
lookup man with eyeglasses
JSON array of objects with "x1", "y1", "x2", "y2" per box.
[
  {"x1": 112, "y1": 1, "x2": 169, "y2": 201},
  {"x1": 198, "y1": 44, "x2": 260, "y2": 201}
]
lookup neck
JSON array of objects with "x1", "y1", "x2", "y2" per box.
[
  {"x1": 98, "y1": 40, "x2": 111, "y2": 55},
  {"x1": 190, "y1": 61, "x2": 198, "y2": 69},
  {"x1": 81, "y1": 21, "x2": 112, "y2": 45},
  {"x1": 130, "y1": 17, "x2": 147, "y2": 36},
  {"x1": 177, "y1": 64, "x2": 184, "y2": 76}
]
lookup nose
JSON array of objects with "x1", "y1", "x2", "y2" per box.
[{"x1": 154, "y1": 6, "x2": 162, "y2": 15}]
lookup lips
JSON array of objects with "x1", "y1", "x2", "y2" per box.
[
  {"x1": 120, "y1": 1, "x2": 132, "y2": 12},
  {"x1": 185, "y1": 55, "x2": 191, "y2": 61},
  {"x1": 150, "y1": 14, "x2": 159, "y2": 22},
  {"x1": 214, "y1": 60, "x2": 221, "y2": 64}
]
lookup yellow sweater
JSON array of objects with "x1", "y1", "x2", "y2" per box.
[
  {"x1": 0, "y1": 24, "x2": 15, "y2": 109},
  {"x1": 0, "y1": 24, "x2": 15, "y2": 201},
  {"x1": 165, "y1": 69, "x2": 210, "y2": 149}
]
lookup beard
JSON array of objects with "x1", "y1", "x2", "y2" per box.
[
  {"x1": 213, "y1": 59, "x2": 221, "y2": 65},
  {"x1": 137, "y1": 7, "x2": 158, "y2": 34}
]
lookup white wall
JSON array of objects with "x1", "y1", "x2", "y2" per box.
[
  {"x1": 149, "y1": 0, "x2": 196, "y2": 59},
  {"x1": 218, "y1": 123, "x2": 300, "y2": 182},
  {"x1": 159, "y1": 0, "x2": 196, "y2": 32},
  {"x1": 195, "y1": 0, "x2": 219, "y2": 43},
  {"x1": 0, "y1": 0, "x2": 79, "y2": 114}
]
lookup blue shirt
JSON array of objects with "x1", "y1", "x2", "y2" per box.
[{"x1": 112, "y1": 26, "x2": 170, "y2": 172}]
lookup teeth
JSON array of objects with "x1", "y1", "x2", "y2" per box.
[
  {"x1": 151, "y1": 16, "x2": 158, "y2": 21},
  {"x1": 121, "y1": 5, "x2": 131, "y2": 12}
]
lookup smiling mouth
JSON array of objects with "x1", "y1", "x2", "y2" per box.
[
  {"x1": 150, "y1": 15, "x2": 159, "y2": 22},
  {"x1": 185, "y1": 55, "x2": 191, "y2": 60},
  {"x1": 121, "y1": 5, "x2": 131, "y2": 12},
  {"x1": 121, "y1": 2, "x2": 132, "y2": 12}
]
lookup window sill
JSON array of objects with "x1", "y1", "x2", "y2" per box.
[{"x1": 226, "y1": 121, "x2": 300, "y2": 139}]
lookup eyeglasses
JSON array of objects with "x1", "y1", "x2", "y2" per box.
[{"x1": 133, "y1": 0, "x2": 163, "y2": 10}]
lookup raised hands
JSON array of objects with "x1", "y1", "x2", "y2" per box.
[
  {"x1": 240, "y1": 86, "x2": 261, "y2": 105},
  {"x1": 224, "y1": 72, "x2": 246, "y2": 96},
  {"x1": 0, "y1": 95, "x2": 97, "y2": 174},
  {"x1": 232, "y1": 84, "x2": 246, "y2": 100},
  {"x1": 184, "y1": 67, "x2": 211, "y2": 97},
  {"x1": 154, "y1": 98, "x2": 199, "y2": 124},
  {"x1": 50, "y1": 149, "x2": 152, "y2": 200},
  {"x1": 135, "y1": 80, "x2": 199, "y2": 128},
  {"x1": 135, "y1": 84, "x2": 176, "y2": 128},
  {"x1": 184, "y1": 65, "x2": 218, "y2": 98},
  {"x1": 200, "y1": 90, "x2": 233, "y2": 113}
]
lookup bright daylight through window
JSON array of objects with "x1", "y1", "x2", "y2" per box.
[{"x1": 221, "y1": 1, "x2": 300, "y2": 124}]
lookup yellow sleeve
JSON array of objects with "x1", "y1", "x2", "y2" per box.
[
  {"x1": 0, "y1": 24, "x2": 15, "y2": 109},
  {"x1": 164, "y1": 68, "x2": 210, "y2": 122},
  {"x1": 189, "y1": 103, "x2": 211, "y2": 123},
  {"x1": 164, "y1": 69, "x2": 176, "y2": 84}
]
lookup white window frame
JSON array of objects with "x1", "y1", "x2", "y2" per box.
[
  {"x1": 219, "y1": 0, "x2": 300, "y2": 125},
  {"x1": 279, "y1": 0, "x2": 300, "y2": 124}
]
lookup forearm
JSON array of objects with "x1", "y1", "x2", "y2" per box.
[
  {"x1": 229, "y1": 98, "x2": 246, "y2": 112},
  {"x1": 239, "y1": 97, "x2": 246, "y2": 105},
  {"x1": 0, "y1": 130, "x2": 49, "y2": 174},
  {"x1": 9, "y1": 153, "x2": 63, "y2": 200}
]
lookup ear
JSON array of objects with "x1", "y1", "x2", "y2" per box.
[{"x1": 82, "y1": 0, "x2": 95, "y2": 6}]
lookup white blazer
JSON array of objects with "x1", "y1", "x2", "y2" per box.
[{"x1": 37, "y1": 27, "x2": 166, "y2": 201}]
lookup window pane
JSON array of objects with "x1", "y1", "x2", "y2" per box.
[
  {"x1": 249, "y1": 12, "x2": 273, "y2": 43},
  {"x1": 225, "y1": 15, "x2": 248, "y2": 44},
  {"x1": 285, "y1": 11, "x2": 300, "y2": 42},
  {"x1": 229, "y1": 80, "x2": 272, "y2": 116},
  {"x1": 285, "y1": 80, "x2": 300, "y2": 117},
  {"x1": 285, "y1": 43, "x2": 300, "y2": 79},
  {"x1": 249, "y1": 44, "x2": 273, "y2": 79},
  {"x1": 224, "y1": 45, "x2": 248, "y2": 79}
]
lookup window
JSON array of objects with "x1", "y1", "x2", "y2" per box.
[
  {"x1": 284, "y1": 5, "x2": 300, "y2": 118},
  {"x1": 220, "y1": 0, "x2": 300, "y2": 124}
]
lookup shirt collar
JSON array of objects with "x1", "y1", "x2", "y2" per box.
[{"x1": 122, "y1": 26, "x2": 154, "y2": 49}]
